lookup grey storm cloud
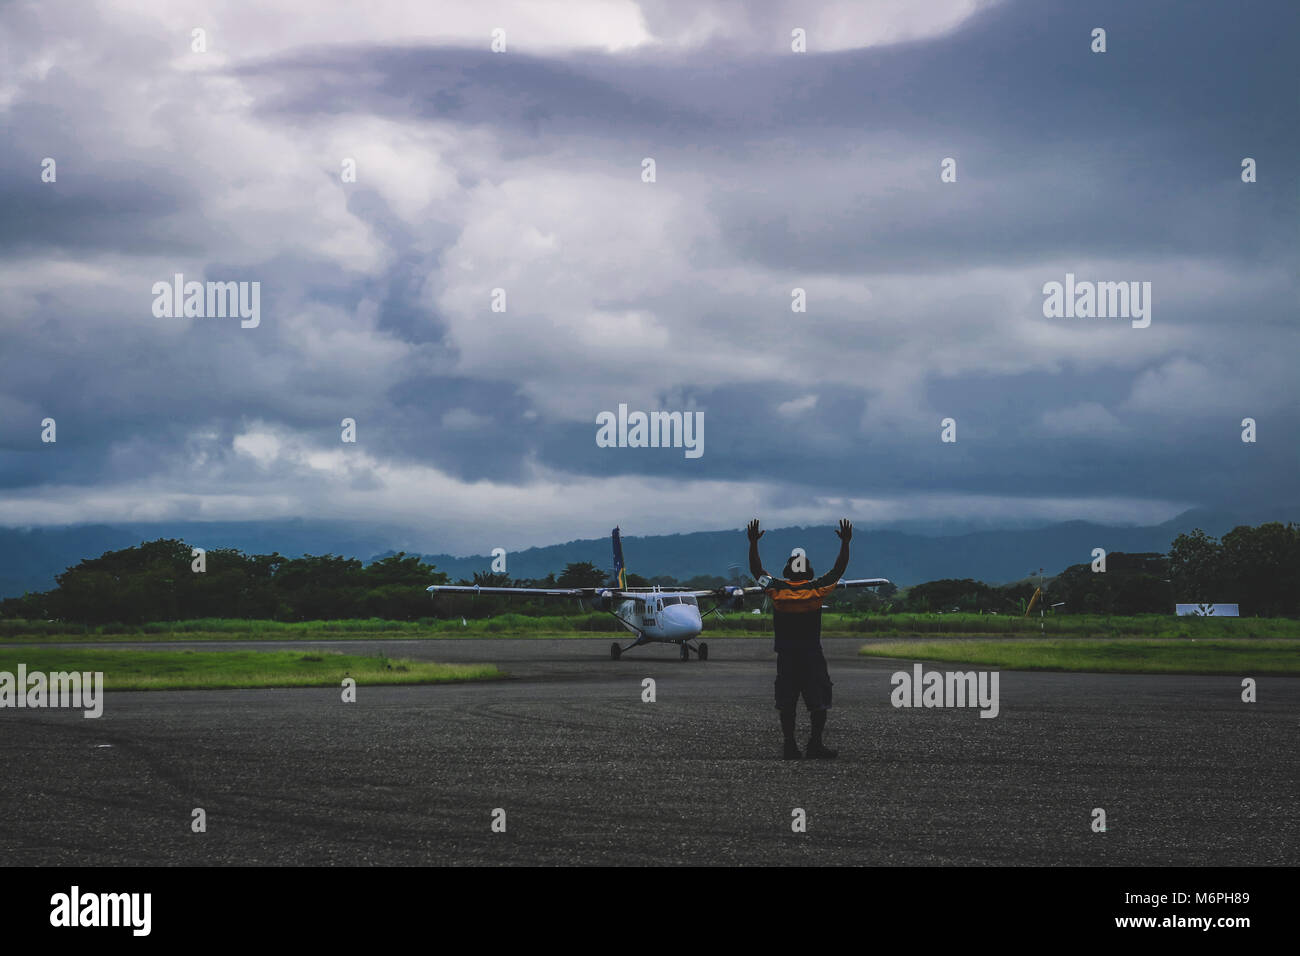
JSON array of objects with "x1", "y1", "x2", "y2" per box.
[{"x1": 0, "y1": 0, "x2": 1295, "y2": 549}]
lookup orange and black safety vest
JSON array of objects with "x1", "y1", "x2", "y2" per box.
[{"x1": 762, "y1": 567, "x2": 844, "y2": 652}]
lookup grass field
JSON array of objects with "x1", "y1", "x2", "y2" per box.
[
  {"x1": 860, "y1": 639, "x2": 1300, "y2": 675},
  {"x1": 0, "y1": 648, "x2": 501, "y2": 691},
  {"x1": 3, "y1": 612, "x2": 1299, "y2": 642}
]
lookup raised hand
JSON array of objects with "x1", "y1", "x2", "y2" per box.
[
  {"x1": 747, "y1": 519, "x2": 765, "y2": 543},
  {"x1": 835, "y1": 518, "x2": 853, "y2": 542}
]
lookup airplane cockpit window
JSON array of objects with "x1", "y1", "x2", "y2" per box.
[
  {"x1": 662, "y1": 596, "x2": 679, "y2": 605},
  {"x1": 681, "y1": 595, "x2": 697, "y2": 606}
]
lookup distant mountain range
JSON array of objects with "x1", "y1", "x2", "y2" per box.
[
  {"x1": 1, "y1": 507, "x2": 1295, "y2": 599},
  {"x1": 410, "y1": 508, "x2": 1297, "y2": 587}
]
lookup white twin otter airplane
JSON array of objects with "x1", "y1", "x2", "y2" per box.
[{"x1": 427, "y1": 527, "x2": 891, "y2": 661}]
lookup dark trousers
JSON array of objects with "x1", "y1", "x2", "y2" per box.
[{"x1": 774, "y1": 644, "x2": 833, "y2": 712}]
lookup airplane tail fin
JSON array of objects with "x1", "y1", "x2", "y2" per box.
[{"x1": 612, "y1": 527, "x2": 627, "y2": 589}]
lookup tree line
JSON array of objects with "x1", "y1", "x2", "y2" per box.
[
  {"x1": 0, "y1": 540, "x2": 447, "y2": 624},
  {"x1": 1, "y1": 522, "x2": 1295, "y2": 625},
  {"x1": 842, "y1": 523, "x2": 1298, "y2": 617}
]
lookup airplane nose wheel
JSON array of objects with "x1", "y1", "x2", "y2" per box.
[
  {"x1": 610, "y1": 643, "x2": 621, "y2": 660},
  {"x1": 679, "y1": 643, "x2": 690, "y2": 662},
  {"x1": 698, "y1": 642, "x2": 708, "y2": 661}
]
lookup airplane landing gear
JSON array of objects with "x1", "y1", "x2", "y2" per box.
[
  {"x1": 610, "y1": 643, "x2": 621, "y2": 660},
  {"x1": 679, "y1": 642, "x2": 690, "y2": 662},
  {"x1": 698, "y1": 642, "x2": 708, "y2": 661}
]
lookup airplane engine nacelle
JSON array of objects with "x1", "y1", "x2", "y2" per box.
[
  {"x1": 591, "y1": 589, "x2": 613, "y2": 612},
  {"x1": 724, "y1": 586, "x2": 745, "y2": 611}
]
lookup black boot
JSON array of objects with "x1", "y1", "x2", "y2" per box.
[
  {"x1": 780, "y1": 709, "x2": 801, "y2": 759},
  {"x1": 806, "y1": 709, "x2": 837, "y2": 759}
]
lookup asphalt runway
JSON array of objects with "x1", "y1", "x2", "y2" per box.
[{"x1": 2, "y1": 637, "x2": 1296, "y2": 866}]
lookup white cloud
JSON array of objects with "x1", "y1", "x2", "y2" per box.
[
  {"x1": 233, "y1": 430, "x2": 281, "y2": 464},
  {"x1": 442, "y1": 408, "x2": 494, "y2": 430},
  {"x1": 1122, "y1": 358, "x2": 1236, "y2": 417},
  {"x1": 1040, "y1": 402, "x2": 1125, "y2": 437},
  {"x1": 636, "y1": 0, "x2": 1001, "y2": 52},
  {"x1": 777, "y1": 394, "x2": 818, "y2": 417},
  {"x1": 110, "y1": 0, "x2": 654, "y2": 58},
  {"x1": 86, "y1": 0, "x2": 998, "y2": 66}
]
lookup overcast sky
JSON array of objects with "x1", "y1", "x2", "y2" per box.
[{"x1": 1, "y1": 0, "x2": 1296, "y2": 554}]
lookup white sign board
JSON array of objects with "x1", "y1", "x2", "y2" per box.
[{"x1": 1175, "y1": 604, "x2": 1240, "y2": 617}]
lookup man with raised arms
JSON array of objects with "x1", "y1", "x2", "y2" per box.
[{"x1": 748, "y1": 518, "x2": 852, "y2": 760}]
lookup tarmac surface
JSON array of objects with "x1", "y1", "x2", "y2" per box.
[{"x1": 1, "y1": 637, "x2": 1296, "y2": 865}]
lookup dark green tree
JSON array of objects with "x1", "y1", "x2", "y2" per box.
[
  {"x1": 1219, "y1": 522, "x2": 1300, "y2": 616},
  {"x1": 1168, "y1": 529, "x2": 1221, "y2": 605},
  {"x1": 904, "y1": 578, "x2": 996, "y2": 613},
  {"x1": 557, "y1": 561, "x2": 608, "y2": 588}
]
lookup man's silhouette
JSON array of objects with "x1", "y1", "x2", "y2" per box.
[{"x1": 748, "y1": 518, "x2": 852, "y2": 759}]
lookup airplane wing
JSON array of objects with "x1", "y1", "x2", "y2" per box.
[
  {"x1": 426, "y1": 585, "x2": 590, "y2": 597},
  {"x1": 609, "y1": 585, "x2": 760, "y2": 598},
  {"x1": 836, "y1": 578, "x2": 893, "y2": 589},
  {"x1": 426, "y1": 578, "x2": 892, "y2": 599},
  {"x1": 666, "y1": 577, "x2": 893, "y2": 598},
  {"x1": 427, "y1": 584, "x2": 729, "y2": 600}
]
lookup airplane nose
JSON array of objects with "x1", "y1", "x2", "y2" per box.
[{"x1": 662, "y1": 604, "x2": 701, "y2": 638}]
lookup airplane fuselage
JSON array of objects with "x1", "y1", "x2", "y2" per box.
[{"x1": 615, "y1": 591, "x2": 703, "y2": 643}]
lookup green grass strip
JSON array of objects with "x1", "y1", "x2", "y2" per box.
[
  {"x1": 6, "y1": 613, "x2": 1300, "y2": 643},
  {"x1": 0, "y1": 648, "x2": 501, "y2": 691},
  {"x1": 859, "y1": 639, "x2": 1300, "y2": 675}
]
